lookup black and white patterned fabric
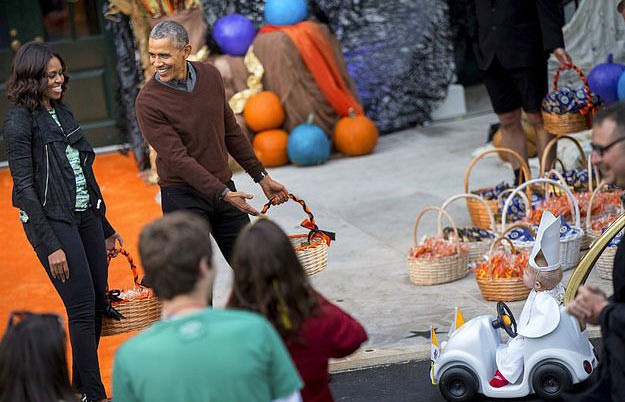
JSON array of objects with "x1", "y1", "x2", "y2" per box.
[
  {"x1": 311, "y1": 0, "x2": 455, "y2": 133},
  {"x1": 103, "y1": 8, "x2": 149, "y2": 169}
]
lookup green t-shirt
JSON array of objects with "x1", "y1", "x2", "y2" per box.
[
  {"x1": 113, "y1": 309, "x2": 303, "y2": 402},
  {"x1": 48, "y1": 108, "x2": 89, "y2": 211}
]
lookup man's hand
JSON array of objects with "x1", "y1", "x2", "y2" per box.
[
  {"x1": 106, "y1": 232, "x2": 124, "y2": 257},
  {"x1": 48, "y1": 249, "x2": 69, "y2": 282},
  {"x1": 553, "y1": 47, "x2": 573, "y2": 69},
  {"x1": 224, "y1": 191, "x2": 260, "y2": 216},
  {"x1": 259, "y1": 175, "x2": 289, "y2": 205},
  {"x1": 566, "y1": 285, "x2": 609, "y2": 325}
]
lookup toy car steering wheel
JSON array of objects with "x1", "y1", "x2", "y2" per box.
[{"x1": 492, "y1": 301, "x2": 518, "y2": 338}]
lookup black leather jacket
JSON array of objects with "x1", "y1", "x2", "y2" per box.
[{"x1": 3, "y1": 101, "x2": 115, "y2": 253}]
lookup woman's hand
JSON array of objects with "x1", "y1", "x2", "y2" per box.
[
  {"x1": 48, "y1": 249, "x2": 69, "y2": 282},
  {"x1": 553, "y1": 47, "x2": 573, "y2": 69},
  {"x1": 105, "y1": 232, "x2": 124, "y2": 256}
]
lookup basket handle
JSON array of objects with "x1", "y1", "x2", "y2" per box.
[
  {"x1": 489, "y1": 236, "x2": 517, "y2": 256},
  {"x1": 497, "y1": 188, "x2": 531, "y2": 224},
  {"x1": 587, "y1": 157, "x2": 601, "y2": 193},
  {"x1": 261, "y1": 193, "x2": 335, "y2": 246},
  {"x1": 107, "y1": 248, "x2": 141, "y2": 288},
  {"x1": 464, "y1": 148, "x2": 531, "y2": 196},
  {"x1": 552, "y1": 64, "x2": 593, "y2": 116},
  {"x1": 539, "y1": 135, "x2": 587, "y2": 178},
  {"x1": 585, "y1": 181, "x2": 612, "y2": 230},
  {"x1": 439, "y1": 193, "x2": 497, "y2": 233},
  {"x1": 500, "y1": 178, "x2": 580, "y2": 232},
  {"x1": 413, "y1": 206, "x2": 460, "y2": 254}
]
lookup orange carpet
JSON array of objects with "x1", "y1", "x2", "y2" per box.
[{"x1": 0, "y1": 153, "x2": 162, "y2": 396}]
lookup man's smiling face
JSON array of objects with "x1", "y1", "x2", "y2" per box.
[{"x1": 148, "y1": 37, "x2": 191, "y2": 82}]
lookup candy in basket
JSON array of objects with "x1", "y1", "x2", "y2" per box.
[
  {"x1": 474, "y1": 237, "x2": 530, "y2": 302},
  {"x1": 541, "y1": 64, "x2": 602, "y2": 135},
  {"x1": 440, "y1": 193, "x2": 497, "y2": 264},
  {"x1": 407, "y1": 206, "x2": 469, "y2": 286},
  {"x1": 502, "y1": 178, "x2": 584, "y2": 271},
  {"x1": 464, "y1": 148, "x2": 531, "y2": 229}
]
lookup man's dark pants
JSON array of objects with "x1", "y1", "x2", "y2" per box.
[{"x1": 160, "y1": 180, "x2": 250, "y2": 263}]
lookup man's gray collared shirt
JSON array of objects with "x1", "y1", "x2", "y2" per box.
[{"x1": 155, "y1": 62, "x2": 196, "y2": 92}]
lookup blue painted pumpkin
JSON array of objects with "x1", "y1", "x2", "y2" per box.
[
  {"x1": 264, "y1": 0, "x2": 308, "y2": 26},
  {"x1": 287, "y1": 118, "x2": 330, "y2": 166},
  {"x1": 588, "y1": 54, "x2": 625, "y2": 106},
  {"x1": 212, "y1": 14, "x2": 256, "y2": 56},
  {"x1": 617, "y1": 70, "x2": 625, "y2": 101}
]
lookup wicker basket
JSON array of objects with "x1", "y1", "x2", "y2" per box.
[
  {"x1": 407, "y1": 206, "x2": 469, "y2": 286},
  {"x1": 542, "y1": 65, "x2": 595, "y2": 135},
  {"x1": 501, "y1": 178, "x2": 584, "y2": 271},
  {"x1": 101, "y1": 249, "x2": 161, "y2": 337},
  {"x1": 464, "y1": 148, "x2": 531, "y2": 229},
  {"x1": 261, "y1": 194, "x2": 333, "y2": 276},
  {"x1": 596, "y1": 245, "x2": 617, "y2": 281},
  {"x1": 440, "y1": 193, "x2": 497, "y2": 264},
  {"x1": 475, "y1": 237, "x2": 531, "y2": 302}
]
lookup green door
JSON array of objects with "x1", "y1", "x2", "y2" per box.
[{"x1": 0, "y1": 0, "x2": 120, "y2": 162}]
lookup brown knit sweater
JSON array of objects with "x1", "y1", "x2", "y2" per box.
[{"x1": 135, "y1": 61, "x2": 264, "y2": 199}]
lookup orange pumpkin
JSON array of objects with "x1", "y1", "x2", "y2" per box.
[
  {"x1": 243, "y1": 91, "x2": 286, "y2": 132},
  {"x1": 333, "y1": 109, "x2": 378, "y2": 156},
  {"x1": 252, "y1": 129, "x2": 289, "y2": 167}
]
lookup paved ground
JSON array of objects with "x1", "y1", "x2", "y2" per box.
[{"x1": 204, "y1": 88, "x2": 611, "y2": 372}]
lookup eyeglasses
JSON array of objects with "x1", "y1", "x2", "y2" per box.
[{"x1": 590, "y1": 136, "x2": 625, "y2": 157}]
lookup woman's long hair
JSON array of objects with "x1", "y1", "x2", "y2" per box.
[
  {"x1": 228, "y1": 219, "x2": 320, "y2": 341},
  {"x1": 0, "y1": 312, "x2": 77, "y2": 402},
  {"x1": 6, "y1": 42, "x2": 69, "y2": 111}
]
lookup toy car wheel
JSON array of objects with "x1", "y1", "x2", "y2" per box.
[
  {"x1": 439, "y1": 366, "x2": 478, "y2": 402},
  {"x1": 531, "y1": 362, "x2": 572, "y2": 400}
]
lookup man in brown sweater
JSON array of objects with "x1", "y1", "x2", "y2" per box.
[{"x1": 135, "y1": 20, "x2": 289, "y2": 263}]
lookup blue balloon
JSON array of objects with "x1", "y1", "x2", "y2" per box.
[
  {"x1": 264, "y1": 0, "x2": 308, "y2": 26},
  {"x1": 588, "y1": 54, "x2": 625, "y2": 106},
  {"x1": 287, "y1": 121, "x2": 330, "y2": 166},
  {"x1": 212, "y1": 14, "x2": 256, "y2": 56},
  {"x1": 618, "y1": 70, "x2": 625, "y2": 101}
]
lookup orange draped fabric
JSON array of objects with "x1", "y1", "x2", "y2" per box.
[{"x1": 259, "y1": 21, "x2": 363, "y2": 117}]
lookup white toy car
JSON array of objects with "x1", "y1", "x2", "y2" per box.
[{"x1": 432, "y1": 302, "x2": 597, "y2": 401}]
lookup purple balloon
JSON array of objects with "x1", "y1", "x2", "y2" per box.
[{"x1": 213, "y1": 14, "x2": 257, "y2": 56}]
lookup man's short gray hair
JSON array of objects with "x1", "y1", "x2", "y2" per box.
[
  {"x1": 593, "y1": 102, "x2": 625, "y2": 139},
  {"x1": 150, "y1": 21, "x2": 189, "y2": 49}
]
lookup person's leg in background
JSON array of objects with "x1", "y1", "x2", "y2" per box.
[
  {"x1": 33, "y1": 219, "x2": 106, "y2": 401},
  {"x1": 497, "y1": 108, "x2": 527, "y2": 176},
  {"x1": 526, "y1": 111, "x2": 555, "y2": 170},
  {"x1": 519, "y1": 57, "x2": 552, "y2": 171},
  {"x1": 482, "y1": 59, "x2": 528, "y2": 182}
]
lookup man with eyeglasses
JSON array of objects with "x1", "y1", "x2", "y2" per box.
[{"x1": 566, "y1": 102, "x2": 625, "y2": 401}]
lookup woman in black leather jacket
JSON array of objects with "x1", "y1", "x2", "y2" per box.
[{"x1": 2, "y1": 42, "x2": 121, "y2": 402}]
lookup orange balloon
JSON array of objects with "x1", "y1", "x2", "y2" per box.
[
  {"x1": 252, "y1": 129, "x2": 289, "y2": 167},
  {"x1": 333, "y1": 111, "x2": 378, "y2": 156},
  {"x1": 243, "y1": 91, "x2": 286, "y2": 132}
]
